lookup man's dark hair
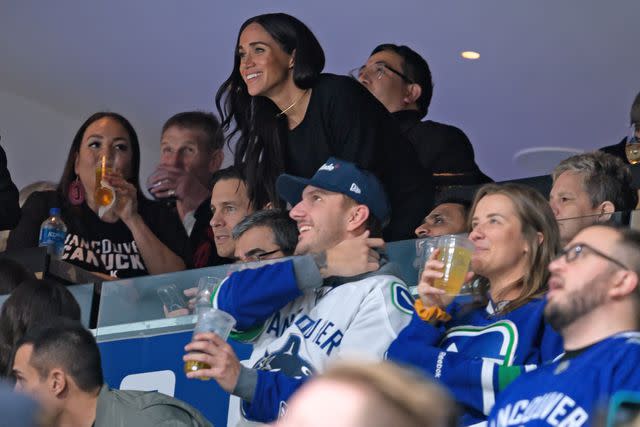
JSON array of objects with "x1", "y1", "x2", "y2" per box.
[
  {"x1": 232, "y1": 209, "x2": 299, "y2": 256},
  {"x1": 16, "y1": 318, "x2": 103, "y2": 392},
  {"x1": 432, "y1": 196, "x2": 473, "y2": 218},
  {"x1": 371, "y1": 44, "x2": 433, "y2": 118},
  {"x1": 209, "y1": 165, "x2": 247, "y2": 189},
  {"x1": 161, "y1": 111, "x2": 224, "y2": 153},
  {"x1": 552, "y1": 151, "x2": 638, "y2": 211},
  {"x1": 0, "y1": 258, "x2": 33, "y2": 295}
]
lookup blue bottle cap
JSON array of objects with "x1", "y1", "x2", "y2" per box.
[{"x1": 49, "y1": 207, "x2": 61, "y2": 216}]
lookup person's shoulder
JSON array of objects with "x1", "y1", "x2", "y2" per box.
[
  {"x1": 103, "y1": 388, "x2": 211, "y2": 426},
  {"x1": 421, "y1": 120, "x2": 471, "y2": 144},
  {"x1": 314, "y1": 73, "x2": 367, "y2": 96},
  {"x1": 22, "y1": 190, "x2": 61, "y2": 210}
]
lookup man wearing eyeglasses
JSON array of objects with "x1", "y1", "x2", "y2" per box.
[
  {"x1": 488, "y1": 224, "x2": 640, "y2": 427},
  {"x1": 352, "y1": 44, "x2": 491, "y2": 188},
  {"x1": 549, "y1": 151, "x2": 637, "y2": 246},
  {"x1": 232, "y1": 209, "x2": 298, "y2": 263},
  {"x1": 600, "y1": 91, "x2": 640, "y2": 164},
  {"x1": 183, "y1": 158, "x2": 413, "y2": 425}
]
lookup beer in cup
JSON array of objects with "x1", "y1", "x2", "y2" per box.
[
  {"x1": 434, "y1": 234, "x2": 474, "y2": 295},
  {"x1": 95, "y1": 154, "x2": 115, "y2": 207},
  {"x1": 184, "y1": 307, "x2": 236, "y2": 379}
]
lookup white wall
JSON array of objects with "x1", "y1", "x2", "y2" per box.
[{"x1": 0, "y1": 90, "x2": 77, "y2": 189}]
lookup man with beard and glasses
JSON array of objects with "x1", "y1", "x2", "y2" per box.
[{"x1": 488, "y1": 224, "x2": 640, "y2": 427}]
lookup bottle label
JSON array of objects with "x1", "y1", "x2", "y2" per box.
[{"x1": 39, "y1": 227, "x2": 67, "y2": 258}]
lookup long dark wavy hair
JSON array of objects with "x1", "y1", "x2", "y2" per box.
[
  {"x1": 57, "y1": 112, "x2": 143, "y2": 207},
  {"x1": 0, "y1": 278, "x2": 81, "y2": 377},
  {"x1": 215, "y1": 13, "x2": 325, "y2": 209}
]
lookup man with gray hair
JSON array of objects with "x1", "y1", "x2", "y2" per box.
[
  {"x1": 600, "y1": 91, "x2": 640, "y2": 162},
  {"x1": 549, "y1": 151, "x2": 637, "y2": 245},
  {"x1": 232, "y1": 210, "x2": 298, "y2": 263}
]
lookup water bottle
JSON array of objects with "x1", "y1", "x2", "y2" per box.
[{"x1": 38, "y1": 208, "x2": 68, "y2": 259}]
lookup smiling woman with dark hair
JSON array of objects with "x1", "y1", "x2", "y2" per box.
[
  {"x1": 216, "y1": 13, "x2": 432, "y2": 240},
  {"x1": 7, "y1": 112, "x2": 189, "y2": 278}
]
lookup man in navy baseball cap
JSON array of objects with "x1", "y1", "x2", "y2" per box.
[{"x1": 276, "y1": 157, "x2": 391, "y2": 255}]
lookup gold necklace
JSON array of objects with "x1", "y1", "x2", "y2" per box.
[{"x1": 276, "y1": 89, "x2": 309, "y2": 118}]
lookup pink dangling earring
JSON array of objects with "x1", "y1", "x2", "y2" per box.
[{"x1": 68, "y1": 176, "x2": 85, "y2": 205}]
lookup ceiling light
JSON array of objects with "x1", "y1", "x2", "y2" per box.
[{"x1": 461, "y1": 51, "x2": 480, "y2": 60}]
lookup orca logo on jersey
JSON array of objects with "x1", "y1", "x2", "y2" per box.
[
  {"x1": 391, "y1": 282, "x2": 414, "y2": 315},
  {"x1": 440, "y1": 320, "x2": 519, "y2": 365},
  {"x1": 253, "y1": 335, "x2": 314, "y2": 379}
]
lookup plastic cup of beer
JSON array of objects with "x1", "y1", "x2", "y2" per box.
[
  {"x1": 95, "y1": 154, "x2": 115, "y2": 206},
  {"x1": 625, "y1": 124, "x2": 640, "y2": 165},
  {"x1": 414, "y1": 237, "x2": 438, "y2": 296},
  {"x1": 195, "y1": 276, "x2": 224, "y2": 310},
  {"x1": 184, "y1": 307, "x2": 236, "y2": 379},
  {"x1": 433, "y1": 234, "x2": 475, "y2": 295}
]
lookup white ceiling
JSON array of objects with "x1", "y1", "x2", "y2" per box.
[{"x1": 1, "y1": 0, "x2": 639, "y2": 183}]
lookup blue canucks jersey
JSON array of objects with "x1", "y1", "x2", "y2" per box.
[
  {"x1": 489, "y1": 332, "x2": 640, "y2": 427},
  {"x1": 387, "y1": 297, "x2": 563, "y2": 426}
]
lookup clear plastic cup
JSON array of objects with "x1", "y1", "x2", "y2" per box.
[
  {"x1": 95, "y1": 154, "x2": 116, "y2": 207},
  {"x1": 434, "y1": 234, "x2": 475, "y2": 295},
  {"x1": 156, "y1": 284, "x2": 186, "y2": 312},
  {"x1": 184, "y1": 308, "x2": 236, "y2": 378},
  {"x1": 195, "y1": 276, "x2": 225, "y2": 309}
]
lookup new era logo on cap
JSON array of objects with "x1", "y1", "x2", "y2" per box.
[
  {"x1": 318, "y1": 162, "x2": 337, "y2": 172},
  {"x1": 275, "y1": 157, "x2": 391, "y2": 224}
]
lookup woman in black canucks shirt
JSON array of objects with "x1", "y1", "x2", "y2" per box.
[
  {"x1": 215, "y1": 13, "x2": 432, "y2": 241},
  {"x1": 8, "y1": 112, "x2": 189, "y2": 279}
]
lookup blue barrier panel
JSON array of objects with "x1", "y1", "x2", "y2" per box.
[{"x1": 99, "y1": 327, "x2": 251, "y2": 427}]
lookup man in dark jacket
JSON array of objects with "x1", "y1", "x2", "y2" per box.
[
  {"x1": 0, "y1": 146, "x2": 20, "y2": 230},
  {"x1": 352, "y1": 44, "x2": 492, "y2": 189},
  {"x1": 600, "y1": 91, "x2": 640, "y2": 163}
]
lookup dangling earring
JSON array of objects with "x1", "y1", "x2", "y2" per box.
[{"x1": 68, "y1": 176, "x2": 85, "y2": 205}]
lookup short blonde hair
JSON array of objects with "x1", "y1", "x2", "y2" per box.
[{"x1": 321, "y1": 360, "x2": 458, "y2": 427}]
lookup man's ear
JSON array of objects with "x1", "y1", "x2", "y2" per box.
[
  {"x1": 596, "y1": 201, "x2": 615, "y2": 222},
  {"x1": 48, "y1": 369, "x2": 68, "y2": 398},
  {"x1": 346, "y1": 205, "x2": 369, "y2": 232},
  {"x1": 403, "y1": 84, "x2": 422, "y2": 106},
  {"x1": 208, "y1": 149, "x2": 224, "y2": 174},
  {"x1": 609, "y1": 269, "x2": 639, "y2": 300}
]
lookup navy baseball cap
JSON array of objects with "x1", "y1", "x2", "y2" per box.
[{"x1": 276, "y1": 157, "x2": 391, "y2": 224}]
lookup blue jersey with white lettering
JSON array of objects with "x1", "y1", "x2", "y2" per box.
[
  {"x1": 212, "y1": 259, "x2": 414, "y2": 425},
  {"x1": 387, "y1": 297, "x2": 563, "y2": 426},
  {"x1": 488, "y1": 332, "x2": 640, "y2": 427}
]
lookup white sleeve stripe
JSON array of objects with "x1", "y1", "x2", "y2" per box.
[{"x1": 481, "y1": 359, "x2": 496, "y2": 415}]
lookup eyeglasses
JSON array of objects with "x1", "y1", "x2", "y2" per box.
[
  {"x1": 348, "y1": 62, "x2": 413, "y2": 84},
  {"x1": 555, "y1": 243, "x2": 629, "y2": 270},
  {"x1": 237, "y1": 248, "x2": 282, "y2": 263}
]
